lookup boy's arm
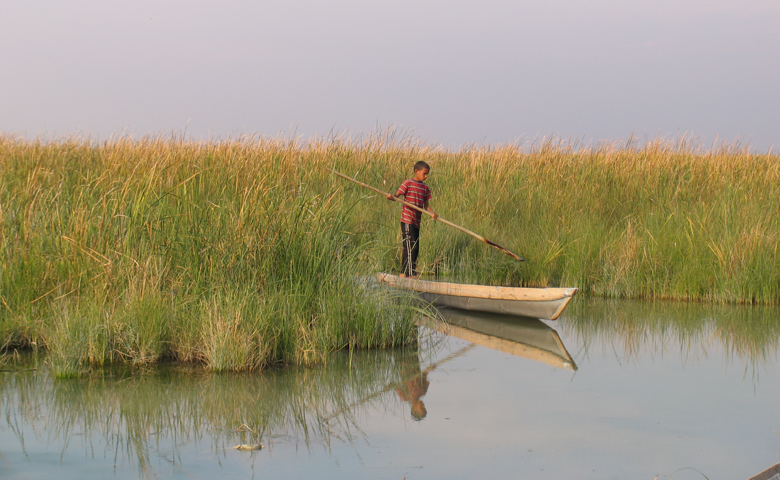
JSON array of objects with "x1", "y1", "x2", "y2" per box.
[
  {"x1": 388, "y1": 181, "x2": 405, "y2": 201},
  {"x1": 424, "y1": 200, "x2": 438, "y2": 219}
]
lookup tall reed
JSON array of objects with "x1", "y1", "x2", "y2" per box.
[
  {"x1": 0, "y1": 135, "x2": 420, "y2": 375},
  {"x1": 330, "y1": 136, "x2": 780, "y2": 301},
  {"x1": 1, "y1": 134, "x2": 779, "y2": 373}
]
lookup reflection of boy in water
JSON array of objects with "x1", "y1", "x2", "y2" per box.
[{"x1": 396, "y1": 355, "x2": 430, "y2": 421}]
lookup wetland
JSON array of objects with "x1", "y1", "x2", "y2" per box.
[
  {"x1": 1, "y1": 136, "x2": 780, "y2": 478},
  {"x1": 2, "y1": 136, "x2": 780, "y2": 372}
]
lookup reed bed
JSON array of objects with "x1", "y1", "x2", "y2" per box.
[
  {"x1": 413, "y1": 139, "x2": 780, "y2": 302},
  {"x1": 1, "y1": 134, "x2": 778, "y2": 373},
  {"x1": 336, "y1": 135, "x2": 780, "y2": 304},
  {"x1": 0, "y1": 134, "x2": 421, "y2": 375}
]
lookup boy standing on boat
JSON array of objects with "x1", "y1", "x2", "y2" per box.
[{"x1": 387, "y1": 161, "x2": 438, "y2": 278}]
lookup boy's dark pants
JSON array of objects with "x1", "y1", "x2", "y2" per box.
[{"x1": 401, "y1": 222, "x2": 420, "y2": 277}]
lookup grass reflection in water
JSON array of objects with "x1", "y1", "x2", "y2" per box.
[
  {"x1": 562, "y1": 298, "x2": 780, "y2": 370},
  {"x1": 0, "y1": 343, "x2": 439, "y2": 476},
  {"x1": 2, "y1": 300, "x2": 779, "y2": 479}
]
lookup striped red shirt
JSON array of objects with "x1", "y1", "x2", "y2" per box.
[{"x1": 396, "y1": 179, "x2": 432, "y2": 227}]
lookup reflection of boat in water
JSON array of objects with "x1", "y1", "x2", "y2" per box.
[
  {"x1": 429, "y1": 307, "x2": 578, "y2": 371},
  {"x1": 378, "y1": 273, "x2": 577, "y2": 320}
]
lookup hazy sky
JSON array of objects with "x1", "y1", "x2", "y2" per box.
[{"x1": 1, "y1": 1, "x2": 778, "y2": 151}]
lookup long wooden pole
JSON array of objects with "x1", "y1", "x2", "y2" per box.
[{"x1": 328, "y1": 168, "x2": 524, "y2": 261}]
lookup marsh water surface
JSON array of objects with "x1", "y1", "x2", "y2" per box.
[{"x1": 1, "y1": 298, "x2": 779, "y2": 479}]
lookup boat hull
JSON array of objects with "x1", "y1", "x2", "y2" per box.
[{"x1": 377, "y1": 273, "x2": 577, "y2": 320}]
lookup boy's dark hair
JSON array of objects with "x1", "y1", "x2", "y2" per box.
[{"x1": 413, "y1": 161, "x2": 430, "y2": 172}]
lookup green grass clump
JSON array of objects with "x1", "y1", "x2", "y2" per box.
[
  {"x1": 0, "y1": 135, "x2": 419, "y2": 375},
  {"x1": 2, "y1": 133, "x2": 779, "y2": 373}
]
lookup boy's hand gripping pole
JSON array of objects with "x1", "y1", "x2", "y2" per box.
[{"x1": 328, "y1": 168, "x2": 524, "y2": 261}]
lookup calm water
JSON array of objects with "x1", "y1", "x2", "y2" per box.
[{"x1": 1, "y1": 298, "x2": 779, "y2": 480}]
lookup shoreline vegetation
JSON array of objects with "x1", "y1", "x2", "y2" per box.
[{"x1": 1, "y1": 133, "x2": 779, "y2": 375}]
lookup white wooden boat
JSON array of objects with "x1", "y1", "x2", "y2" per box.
[{"x1": 377, "y1": 273, "x2": 577, "y2": 320}]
